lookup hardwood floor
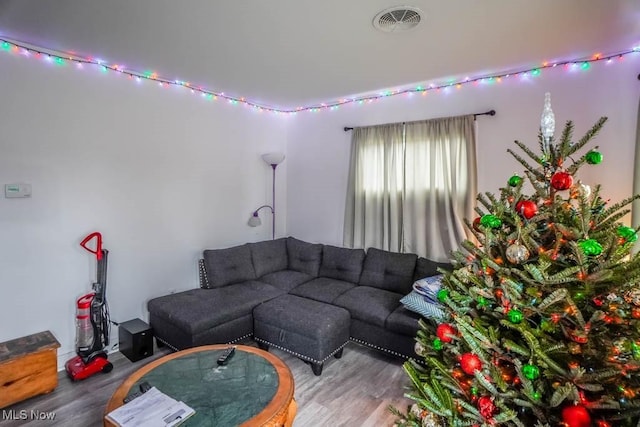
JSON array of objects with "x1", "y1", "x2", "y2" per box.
[{"x1": 0, "y1": 341, "x2": 414, "y2": 426}]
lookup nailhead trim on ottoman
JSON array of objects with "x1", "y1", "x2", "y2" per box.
[{"x1": 253, "y1": 294, "x2": 350, "y2": 376}]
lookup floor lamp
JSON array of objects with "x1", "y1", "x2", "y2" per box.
[{"x1": 248, "y1": 153, "x2": 285, "y2": 239}]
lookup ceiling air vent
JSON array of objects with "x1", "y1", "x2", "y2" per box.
[{"x1": 373, "y1": 6, "x2": 423, "y2": 33}]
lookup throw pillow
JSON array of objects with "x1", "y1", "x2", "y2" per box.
[
  {"x1": 400, "y1": 291, "x2": 446, "y2": 321},
  {"x1": 412, "y1": 274, "x2": 445, "y2": 303}
]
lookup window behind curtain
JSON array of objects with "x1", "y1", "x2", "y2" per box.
[{"x1": 343, "y1": 115, "x2": 477, "y2": 261}]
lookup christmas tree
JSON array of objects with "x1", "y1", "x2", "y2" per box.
[{"x1": 392, "y1": 94, "x2": 640, "y2": 427}]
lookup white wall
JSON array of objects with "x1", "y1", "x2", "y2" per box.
[
  {"x1": 286, "y1": 56, "x2": 640, "y2": 247},
  {"x1": 0, "y1": 52, "x2": 289, "y2": 363}
]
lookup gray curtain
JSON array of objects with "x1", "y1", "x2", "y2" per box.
[
  {"x1": 343, "y1": 123, "x2": 404, "y2": 252},
  {"x1": 343, "y1": 115, "x2": 477, "y2": 261}
]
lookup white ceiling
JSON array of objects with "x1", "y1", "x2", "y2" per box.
[{"x1": 1, "y1": 0, "x2": 639, "y2": 110}]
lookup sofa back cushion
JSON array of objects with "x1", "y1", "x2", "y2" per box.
[
  {"x1": 249, "y1": 238, "x2": 288, "y2": 278},
  {"x1": 359, "y1": 248, "x2": 417, "y2": 294},
  {"x1": 203, "y1": 244, "x2": 256, "y2": 288},
  {"x1": 320, "y1": 245, "x2": 365, "y2": 283},
  {"x1": 287, "y1": 237, "x2": 322, "y2": 277},
  {"x1": 413, "y1": 256, "x2": 453, "y2": 281}
]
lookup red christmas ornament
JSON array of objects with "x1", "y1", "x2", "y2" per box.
[
  {"x1": 460, "y1": 353, "x2": 482, "y2": 375},
  {"x1": 561, "y1": 404, "x2": 591, "y2": 427},
  {"x1": 436, "y1": 323, "x2": 457, "y2": 343},
  {"x1": 515, "y1": 200, "x2": 538, "y2": 219},
  {"x1": 477, "y1": 396, "x2": 495, "y2": 418},
  {"x1": 551, "y1": 171, "x2": 574, "y2": 190},
  {"x1": 472, "y1": 217, "x2": 482, "y2": 232}
]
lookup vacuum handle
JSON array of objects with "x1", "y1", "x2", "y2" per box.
[
  {"x1": 80, "y1": 232, "x2": 103, "y2": 261},
  {"x1": 96, "y1": 249, "x2": 108, "y2": 294}
]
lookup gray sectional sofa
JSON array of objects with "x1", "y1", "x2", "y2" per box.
[{"x1": 147, "y1": 237, "x2": 449, "y2": 371}]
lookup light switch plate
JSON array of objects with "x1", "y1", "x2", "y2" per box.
[{"x1": 5, "y1": 183, "x2": 32, "y2": 198}]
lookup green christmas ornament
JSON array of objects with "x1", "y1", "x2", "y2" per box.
[
  {"x1": 617, "y1": 226, "x2": 638, "y2": 243},
  {"x1": 480, "y1": 214, "x2": 502, "y2": 229},
  {"x1": 437, "y1": 289, "x2": 449, "y2": 302},
  {"x1": 523, "y1": 363, "x2": 540, "y2": 380},
  {"x1": 508, "y1": 174, "x2": 523, "y2": 187},
  {"x1": 579, "y1": 239, "x2": 603, "y2": 256},
  {"x1": 585, "y1": 150, "x2": 603, "y2": 165},
  {"x1": 433, "y1": 338, "x2": 443, "y2": 351},
  {"x1": 507, "y1": 308, "x2": 524, "y2": 324}
]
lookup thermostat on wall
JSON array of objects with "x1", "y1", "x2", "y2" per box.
[{"x1": 5, "y1": 183, "x2": 32, "y2": 198}]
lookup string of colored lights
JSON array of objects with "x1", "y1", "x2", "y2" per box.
[{"x1": 1, "y1": 36, "x2": 639, "y2": 114}]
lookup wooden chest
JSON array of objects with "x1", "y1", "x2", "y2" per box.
[{"x1": 0, "y1": 330, "x2": 60, "y2": 409}]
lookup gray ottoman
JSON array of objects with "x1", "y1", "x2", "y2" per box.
[{"x1": 253, "y1": 294, "x2": 350, "y2": 375}]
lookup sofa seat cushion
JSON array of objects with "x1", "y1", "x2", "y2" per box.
[
  {"x1": 320, "y1": 245, "x2": 365, "y2": 283},
  {"x1": 333, "y1": 286, "x2": 402, "y2": 328},
  {"x1": 359, "y1": 248, "x2": 417, "y2": 294},
  {"x1": 259, "y1": 269, "x2": 315, "y2": 292},
  {"x1": 203, "y1": 244, "x2": 256, "y2": 288},
  {"x1": 147, "y1": 281, "x2": 284, "y2": 335},
  {"x1": 386, "y1": 306, "x2": 422, "y2": 337},
  {"x1": 249, "y1": 238, "x2": 288, "y2": 277},
  {"x1": 287, "y1": 237, "x2": 323, "y2": 276},
  {"x1": 289, "y1": 277, "x2": 357, "y2": 304}
]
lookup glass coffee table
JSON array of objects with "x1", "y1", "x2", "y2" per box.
[{"x1": 104, "y1": 344, "x2": 296, "y2": 426}]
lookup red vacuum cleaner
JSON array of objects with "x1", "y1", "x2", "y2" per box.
[{"x1": 65, "y1": 232, "x2": 113, "y2": 380}]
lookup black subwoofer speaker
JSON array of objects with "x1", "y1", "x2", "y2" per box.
[{"x1": 119, "y1": 318, "x2": 153, "y2": 362}]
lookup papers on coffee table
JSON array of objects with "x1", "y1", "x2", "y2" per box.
[{"x1": 105, "y1": 386, "x2": 195, "y2": 427}]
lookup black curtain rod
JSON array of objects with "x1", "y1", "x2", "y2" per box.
[{"x1": 343, "y1": 109, "x2": 496, "y2": 131}]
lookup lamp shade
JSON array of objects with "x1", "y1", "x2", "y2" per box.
[
  {"x1": 262, "y1": 152, "x2": 285, "y2": 166},
  {"x1": 248, "y1": 214, "x2": 261, "y2": 227}
]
